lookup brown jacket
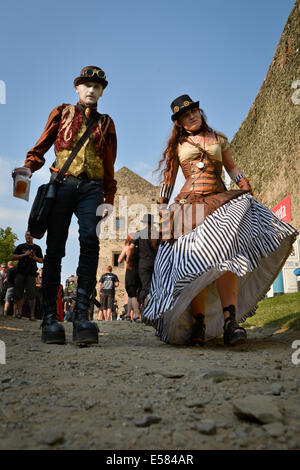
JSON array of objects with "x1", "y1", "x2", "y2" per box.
[{"x1": 25, "y1": 103, "x2": 117, "y2": 205}]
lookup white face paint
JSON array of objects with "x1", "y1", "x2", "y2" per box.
[{"x1": 75, "y1": 82, "x2": 103, "y2": 105}]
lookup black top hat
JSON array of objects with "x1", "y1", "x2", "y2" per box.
[
  {"x1": 170, "y1": 95, "x2": 199, "y2": 121},
  {"x1": 141, "y1": 214, "x2": 154, "y2": 224},
  {"x1": 74, "y1": 66, "x2": 108, "y2": 89}
]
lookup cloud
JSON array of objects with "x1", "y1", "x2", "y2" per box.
[
  {"x1": 169, "y1": 168, "x2": 185, "y2": 204},
  {"x1": 0, "y1": 207, "x2": 29, "y2": 232},
  {"x1": 0, "y1": 156, "x2": 12, "y2": 195},
  {"x1": 133, "y1": 161, "x2": 158, "y2": 185},
  {"x1": 0, "y1": 155, "x2": 31, "y2": 236},
  {"x1": 68, "y1": 223, "x2": 79, "y2": 238}
]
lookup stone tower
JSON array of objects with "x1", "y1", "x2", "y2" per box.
[
  {"x1": 230, "y1": 0, "x2": 300, "y2": 229},
  {"x1": 97, "y1": 166, "x2": 160, "y2": 307}
]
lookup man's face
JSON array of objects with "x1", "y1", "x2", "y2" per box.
[
  {"x1": 75, "y1": 82, "x2": 103, "y2": 106},
  {"x1": 25, "y1": 232, "x2": 33, "y2": 244}
]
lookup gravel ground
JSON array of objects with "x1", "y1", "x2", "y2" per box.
[{"x1": 0, "y1": 315, "x2": 300, "y2": 450}]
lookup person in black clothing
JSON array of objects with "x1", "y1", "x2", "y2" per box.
[
  {"x1": 111, "y1": 300, "x2": 118, "y2": 321},
  {"x1": 99, "y1": 266, "x2": 119, "y2": 321},
  {"x1": 127, "y1": 214, "x2": 159, "y2": 312},
  {"x1": 34, "y1": 268, "x2": 44, "y2": 319},
  {"x1": 118, "y1": 234, "x2": 141, "y2": 321},
  {"x1": 4, "y1": 261, "x2": 17, "y2": 316},
  {"x1": 0, "y1": 263, "x2": 7, "y2": 314},
  {"x1": 12, "y1": 231, "x2": 43, "y2": 320},
  {"x1": 13, "y1": 66, "x2": 117, "y2": 345}
]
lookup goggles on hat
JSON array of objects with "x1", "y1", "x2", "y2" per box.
[{"x1": 83, "y1": 68, "x2": 106, "y2": 79}]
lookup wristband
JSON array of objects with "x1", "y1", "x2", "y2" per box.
[{"x1": 234, "y1": 173, "x2": 245, "y2": 185}]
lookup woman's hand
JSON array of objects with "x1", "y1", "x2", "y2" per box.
[
  {"x1": 157, "y1": 203, "x2": 170, "y2": 220},
  {"x1": 237, "y1": 177, "x2": 253, "y2": 194},
  {"x1": 222, "y1": 150, "x2": 253, "y2": 195}
]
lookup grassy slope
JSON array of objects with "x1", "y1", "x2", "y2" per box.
[{"x1": 244, "y1": 292, "x2": 300, "y2": 330}]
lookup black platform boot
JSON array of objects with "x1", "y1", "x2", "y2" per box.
[
  {"x1": 41, "y1": 298, "x2": 66, "y2": 345},
  {"x1": 72, "y1": 288, "x2": 99, "y2": 345}
]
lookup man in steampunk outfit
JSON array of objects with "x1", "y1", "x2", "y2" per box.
[{"x1": 14, "y1": 66, "x2": 117, "y2": 345}]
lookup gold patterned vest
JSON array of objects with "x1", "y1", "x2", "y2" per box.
[{"x1": 54, "y1": 105, "x2": 110, "y2": 179}]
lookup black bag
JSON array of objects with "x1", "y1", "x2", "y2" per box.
[
  {"x1": 28, "y1": 114, "x2": 103, "y2": 239},
  {"x1": 28, "y1": 181, "x2": 57, "y2": 239}
]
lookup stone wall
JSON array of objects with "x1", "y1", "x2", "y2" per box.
[{"x1": 230, "y1": 0, "x2": 300, "y2": 229}]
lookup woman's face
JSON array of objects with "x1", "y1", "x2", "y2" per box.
[{"x1": 178, "y1": 108, "x2": 202, "y2": 133}]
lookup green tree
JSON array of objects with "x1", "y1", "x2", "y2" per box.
[{"x1": 0, "y1": 227, "x2": 18, "y2": 264}]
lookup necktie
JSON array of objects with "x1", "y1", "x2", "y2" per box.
[{"x1": 85, "y1": 107, "x2": 91, "y2": 119}]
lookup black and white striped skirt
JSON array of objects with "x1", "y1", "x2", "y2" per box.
[{"x1": 142, "y1": 193, "x2": 298, "y2": 344}]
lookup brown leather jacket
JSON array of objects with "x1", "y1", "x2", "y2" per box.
[{"x1": 25, "y1": 103, "x2": 117, "y2": 205}]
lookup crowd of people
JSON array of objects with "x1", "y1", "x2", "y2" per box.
[
  {"x1": 0, "y1": 251, "x2": 155, "y2": 326},
  {"x1": 0, "y1": 222, "x2": 158, "y2": 325},
  {"x1": 95, "y1": 216, "x2": 159, "y2": 323},
  {"x1": 93, "y1": 213, "x2": 160, "y2": 324},
  {"x1": 0, "y1": 239, "x2": 156, "y2": 326},
  {"x1": 0, "y1": 238, "x2": 83, "y2": 323}
]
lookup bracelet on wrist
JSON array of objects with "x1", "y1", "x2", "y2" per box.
[{"x1": 234, "y1": 173, "x2": 245, "y2": 184}]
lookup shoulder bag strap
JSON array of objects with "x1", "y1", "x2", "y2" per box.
[{"x1": 54, "y1": 113, "x2": 102, "y2": 183}]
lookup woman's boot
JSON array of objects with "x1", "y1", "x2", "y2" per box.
[
  {"x1": 190, "y1": 313, "x2": 206, "y2": 346},
  {"x1": 223, "y1": 305, "x2": 247, "y2": 346}
]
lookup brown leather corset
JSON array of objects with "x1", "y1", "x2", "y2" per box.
[{"x1": 178, "y1": 154, "x2": 226, "y2": 198}]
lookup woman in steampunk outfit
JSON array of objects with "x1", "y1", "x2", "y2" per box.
[
  {"x1": 142, "y1": 95, "x2": 298, "y2": 347},
  {"x1": 13, "y1": 66, "x2": 117, "y2": 345}
]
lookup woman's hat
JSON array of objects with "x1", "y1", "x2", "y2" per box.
[
  {"x1": 74, "y1": 66, "x2": 108, "y2": 89},
  {"x1": 170, "y1": 94, "x2": 199, "y2": 121}
]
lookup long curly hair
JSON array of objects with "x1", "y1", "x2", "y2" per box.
[{"x1": 155, "y1": 108, "x2": 215, "y2": 183}]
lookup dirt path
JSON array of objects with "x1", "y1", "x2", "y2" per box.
[{"x1": 0, "y1": 315, "x2": 300, "y2": 450}]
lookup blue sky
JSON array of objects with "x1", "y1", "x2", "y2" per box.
[{"x1": 0, "y1": 0, "x2": 295, "y2": 283}]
